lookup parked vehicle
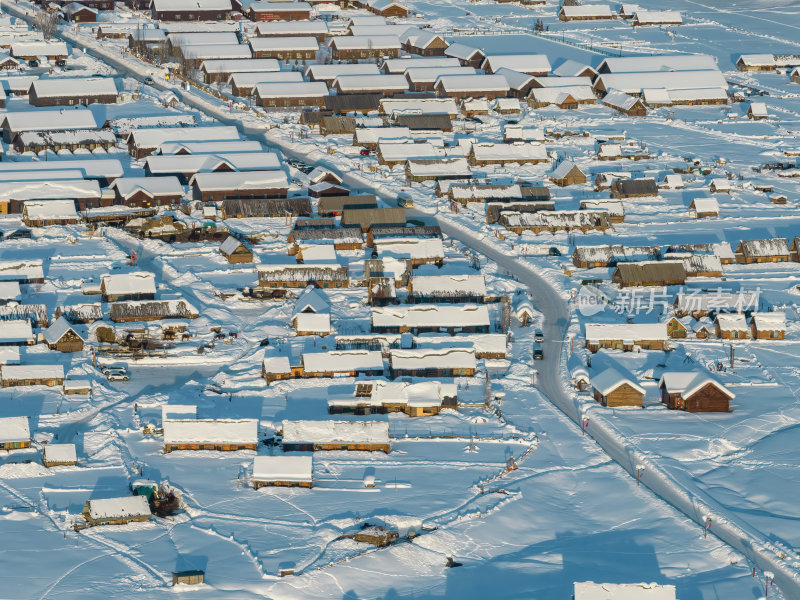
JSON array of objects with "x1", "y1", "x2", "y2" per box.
[
  {"x1": 532, "y1": 342, "x2": 543, "y2": 360},
  {"x1": 548, "y1": 247, "x2": 562, "y2": 257},
  {"x1": 144, "y1": 76, "x2": 155, "y2": 85},
  {"x1": 360, "y1": 148, "x2": 371, "y2": 156},
  {"x1": 534, "y1": 329, "x2": 544, "y2": 342},
  {"x1": 103, "y1": 366, "x2": 129, "y2": 381}
]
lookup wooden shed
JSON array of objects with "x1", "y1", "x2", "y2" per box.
[
  {"x1": 658, "y1": 372, "x2": 733, "y2": 412},
  {"x1": 666, "y1": 317, "x2": 688, "y2": 339},
  {"x1": 219, "y1": 236, "x2": 254, "y2": 264},
  {"x1": 43, "y1": 443, "x2": 78, "y2": 467},
  {"x1": 591, "y1": 368, "x2": 645, "y2": 408},
  {"x1": 43, "y1": 317, "x2": 85, "y2": 352},
  {"x1": 550, "y1": 162, "x2": 586, "y2": 186}
]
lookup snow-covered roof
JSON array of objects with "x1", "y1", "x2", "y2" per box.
[
  {"x1": 737, "y1": 237, "x2": 789, "y2": 257},
  {"x1": 552, "y1": 59, "x2": 596, "y2": 77},
  {"x1": 334, "y1": 74, "x2": 409, "y2": 92},
  {"x1": 375, "y1": 237, "x2": 445, "y2": 260},
  {"x1": 404, "y1": 66, "x2": 475, "y2": 84},
  {"x1": 633, "y1": 10, "x2": 682, "y2": 24},
  {"x1": 29, "y1": 77, "x2": 117, "y2": 99},
  {"x1": 130, "y1": 125, "x2": 239, "y2": 149},
  {"x1": 596, "y1": 71, "x2": 727, "y2": 93},
  {"x1": 10, "y1": 41, "x2": 68, "y2": 56},
  {"x1": 182, "y1": 44, "x2": 252, "y2": 61},
  {"x1": 584, "y1": 323, "x2": 668, "y2": 341},
  {"x1": 0, "y1": 260, "x2": 44, "y2": 283},
  {"x1": 574, "y1": 581, "x2": 676, "y2": 600},
  {"x1": 435, "y1": 74, "x2": 509, "y2": 93},
  {"x1": 372, "y1": 304, "x2": 489, "y2": 328},
  {"x1": 0, "y1": 281, "x2": 21, "y2": 301},
  {"x1": 503, "y1": 124, "x2": 544, "y2": 142},
  {"x1": 249, "y1": 36, "x2": 318, "y2": 52},
  {"x1": 247, "y1": 1, "x2": 312, "y2": 11},
  {"x1": 43, "y1": 316, "x2": 84, "y2": 344},
  {"x1": 390, "y1": 347, "x2": 476, "y2": 370},
  {"x1": 282, "y1": 420, "x2": 390, "y2": 444},
  {"x1": 471, "y1": 142, "x2": 548, "y2": 162},
  {"x1": 229, "y1": 71, "x2": 304, "y2": 88},
  {"x1": 146, "y1": 151, "x2": 281, "y2": 175},
  {"x1": 329, "y1": 35, "x2": 400, "y2": 50},
  {"x1": 158, "y1": 140, "x2": 262, "y2": 155},
  {"x1": 254, "y1": 81, "x2": 328, "y2": 98},
  {"x1": 749, "y1": 101, "x2": 768, "y2": 117},
  {"x1": 257, "y1": 20, "x2": 328, "y2": 36},
  {"x1": 668, "y1": 87, "x2": 728, "y2": 103},
  {"x1": 219, "y1": 235, "x2": 245, "y2": 256},
  {"x1": 599, "y1": 55, "x2": 717, "y2": 73},
  {"x1": 167, "y1": 31, "x2": 239, "y2": 47},
  {"x1": 253, "y1": 455, "x2": 312, "y2": 482},
  {"x1": 602, "y1": 89, "x2": 641, "y2": 111},
  {"x1": 294, "y1": 312, "x2": 331, "y2": 333},
  {"x1": 751, "y1": 312, "x2": 786, "y2": 330},
  {"x1": 690, "y1": 197, "x2": 719, "y2": 213},
  {"x1": 301, "y1": 350, "x2": 383, "y2": 373},
  {"x1": 190, "y1": 170, "x2": 288, "y2": 190},
  {"x1": 306, "y1": 63, "x2": 380, "y2": 81},
  {"x1": 409, "y1": 274, "x2": 486, "y2": 296},
  {"x1": 163, "y1": 419, "x2": 258, "y2": 445},
  {"x1": 591, "y1": 368, "x2": 645, "y2": 395},
  {"x1": 152, "y1": 0, "x2": 232, "y2": 11},
  {"x1": 405, "y1": 157, "x2": 471, "y2": 177},
  {"x1": 444, "y1": 42, "x2": 483, "y2": 62},
  {"x1": 86, "y1": 496, "x2": 151, "y2": 521},
  {"x1": 292, "y1": 286, "x2": 331, "y2": 316},
  {"x1": 43, "y1": 443, "x2": 77, "y2": 463},
  {"x1": 349, "y1": 25, "x2": 414, "y2": 38},
  {"x1": 482, "y1": 54, "x2": 551, "y2": 75},
  {"x1": 657, "y1": 372, "x2": 734, "y2": 399},
  {"x1": 262, "y1": 356, "x2": 291, "y2": 374},
  {"x1": 354, "y1": 127, "x2": 411, "y2": 145},
  {"x1": 111, "y1": 177, "x2": 183, "y2": 199},
  {"x1": 201, "y1": 58, "x2": 279, "y2": 73},
  {"x1": 102, "y1": 272, "x2": 157, "y2": 297},
  {"x1": 2, "y1": 364, "x2": 64, "y2": 381},
  {"x1": 162, "y1": 404, "x2": 197, "y2": 421},
  {"x1": 0, "y1": 319, "x2": 33, "y2": 344},
  {"x1": 381, "y1": 57, "x2": 460, "y2": 74},
  {"x1": 714, "y1": 313, "x2": 748, "y2": 329},
  {"x1": 560, "y1": 4, "x2": 615, "y2": 18},
  {"x1": 737, "y1": 54, "x2": 776, "y2": 67},
  {"x1": 551, "y1": 161, "x2": 585, "y2": 179},
  {"x1": 23, "y1": 199, "x2": 79, "y2": 220},
  {"x1": 381, "y1": 97, "x2": 458, "y2": 116},
  {"x1": 2, "y1": 108, "x2": 98, "y2": 133},
  {"x1": 530, "y1": 85, "x2": 595, "y2": 103},
  {"x1": 0, "y1": 159, "x2": 122, "y2": 179},
  {"x1": 0, "y1": 416, "x2": 29, "y2": 442},
  {"x1": 379, "y1": 141, "x2": 439, "y2": 161}
]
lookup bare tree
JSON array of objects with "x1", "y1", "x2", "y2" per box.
[{"x1": 34, "y1": 10, "x2": 59, "y2": 40}]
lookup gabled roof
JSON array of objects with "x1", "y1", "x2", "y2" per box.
[
  {"x1": 43, "y1": 316, "x2": 85, "y2": 344},
  {"x1": 481, "y1": 54, "x2": 551, "y2": 75},
  {"x1": 151, "y1": 0, "x2": 232, "y2": 11},
  {"x1": 444, "y1": 43, "x2": 484, "y2": 62},
  {"x1": 598, "y1": 54, "x2": 718, "y2": 73},
  {"x1": 750, "y1": 311, "x2": 786, "y2": 330},
  {"x1": 0, "y1": 416, "x2": 30, "y2": 442},
  {"x1": 551, "y1": 161, "x2": 585, "y2": 179},
  {"x1": 657, "y1": 371, "x2": 734, "y2": 399},
  {"x1": 292, "y1": 285, "x2": 331, "y2": 316},
  {"x1": 592, "y1": 368, "x2": 645, "y2": 396},
  {"x1": 110, "y1": 176, "x2": 183, "y2": 199}
]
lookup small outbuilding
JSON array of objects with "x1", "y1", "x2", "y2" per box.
[
  {"x1": 43, "y1": 443, "x2": 78, "y2": 467},
  {"x1": 591, "y1": 368, "x2": 645, "y2": 408},
  {"x1": 253, "y1": 455, "x2": 313, "y2": 488}
]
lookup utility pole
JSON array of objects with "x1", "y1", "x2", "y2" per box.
[{"x1": 730, "y1": 344, "x2": 734, "y2": 369}]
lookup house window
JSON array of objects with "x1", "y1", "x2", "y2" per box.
[
  {"x1": 770, "y1": 331, "x2": 779, "y2": 338},
  {"x1": 731, "y1": 331, "x2": 739, "y2": 339}
]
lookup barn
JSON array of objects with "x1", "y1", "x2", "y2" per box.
[{"x1": 658, "y1": 372, "x2": 733, "y2": 412}]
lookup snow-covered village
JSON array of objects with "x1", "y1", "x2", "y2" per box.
[{"x1": 0, "y1": 0, "x2": 799, "y2": 597}]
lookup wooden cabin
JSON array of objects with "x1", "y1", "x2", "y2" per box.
[
  {"x1": 42, "y1": 443, "x2": 78, "y2": 467},
  {"x1": 389, "y1": 348, "x2": 476, "y2": 378},
  {"x1": 281, "y1": 420, "x2": 391, "y2": 453},
  {"x1": 584, "y1": 323, "x2": 668, "y2": 352},
  {"x1": 550, "y1": 162, "x2": 586, "y2": 187},
  {"x1": 750, "y1": 312, "x2": 786, "y2": 339},
  {"x1": 735, "y1": 238, "x2": 790, "y2": 264},
  {"x1": 0, "y1": 364, "x2": 65, "y2": 387},
  {"x1": 221, "y1": 197, "x2": 311, "y2": 219},
  {"x1": 257, "y1": 265, "x2": 349, "y2": 289},
  {"x1": 0, "y1": 416, "x2": 30, "y2": 450},
  {"x1": 172, "y1": 571, "x2": 204, "y2": 586},
  {"x1": 163, "y1": 419, "x2": 258, "y2": 453},
  {"x1": 253, "y1": 455, "x2": 312, "y2": 488},
  {"x1": 610, "y1": 178, "x2": 658, "y2": 198},
  {"x1": 658, "y1": 372, "x2": 733, "y2": 412},
  {"x1": 43, "y1": 317, "x2": 85, "y2": 352},
  {"x1": 82, "y1": 496, "x2": 151, "y2": 527},
  {"x1": 666, "y1": 317, "x2": 688, "y2": 338},
  {"x1": 101, "y1": 272, "x2": 157, "y2": 302},
  {"x1": 591, "y1": 368, "x2": 645, "y2": 408},
  {"x1": 714, "y1": 313, "x2": 750, "y2": 339},
  {"x1": 689, "y1": 197, "x2": 719, "y2": 218},
  {"x1": 262, "y1": 356, "x2": 295, "y2": 384},
  {"x1": 372, "y1": 304, "x2": 490, "y2": 335},
  {"x1": 219, "y1": 236, "x2": 253, "y2": 264}
]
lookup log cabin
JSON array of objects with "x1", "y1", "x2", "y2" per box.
[
  {"x1": 101, "y1": 272, "x2": 157, "y2": 302},
  {"x1": 714, "y1": 313, "x2": 750, "y2": 339},
  {"x1": 750, "y1": 312, "x2": 786, "y2": 339},
  {"x1": 150, "y1": 0, "x2": 232, "y2": 20},
  {"x1": 42, "y1": 443, "x2": 78, "y2": 467},
  {"x1": 612, "y1": 261, "x2": 686, "y2": 287},
  {"x1": 573, "y1": 245, "x2": 661, "y2": 269},
  {"x1": 549, "y1": 162, "x2": 586, "y2": 186},
  {"x1": 300, "y1": 350, "x2": 384, "y2": 378},
  {"x1": 257, "y1": 264, "x2": 349, "y2": 289},
  {"x1": 190, "y1": 171, "x2": 289, "y2": 202},
  {"x1": 219, "y1": 236, "x2": 254, "y2": 264},
  {"x1": 591, "y1": 368, "x2": 645, "y2": 408},
  {"x1": 82, "y1": 496, "x2": 151, "y2": 527},
  {"x1": 658, "y1": 372, "x2": 733, "y2": 412},
  {"x1": 43, "y1": 317, "x2": 85, "y2": 352},
  {"x1": 244, "y1": 1, "x2": 312, "y2": 21},
  {"x1": 0, "y1": 364, "x2": 65, "y2": 387},
  {"x1": 389, "y1": 347, "x2": 476, "y2": 378},
  {"x1": 262, "y1": 356, "x2": 294, "y2": 383},
  {"x1": 584, "y1": 323, "x2": 668, "y2": 352},
  {"x1": 734, "y1": 238, "x2": 790, "y2": 264},
  {"x1": 221, "y1": 197, "x2": 310, "y2": 218},
  {"x1": 372, "y1": 303, "x2": 490, "y2": 334}
]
